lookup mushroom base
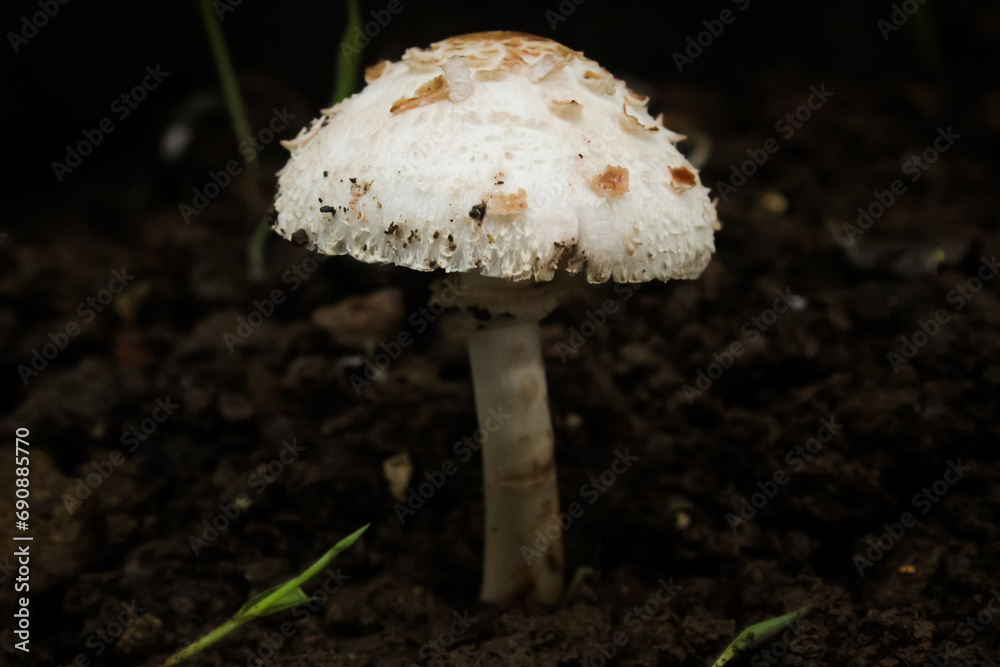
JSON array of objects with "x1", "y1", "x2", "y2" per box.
[{"x1": 467, "y1": 316, "x2": 564, "y2": 605}]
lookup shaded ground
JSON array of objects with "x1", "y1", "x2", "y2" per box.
[{"x1": 1, "y1": 2, "x2": 999, "y2": 666}]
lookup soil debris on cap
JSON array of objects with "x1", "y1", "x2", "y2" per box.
[{"x1": 469, "y1": 202, "x2": 487, "y2": 220}]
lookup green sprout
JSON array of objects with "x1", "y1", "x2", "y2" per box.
[
  {"x1": 162, "y1": 524, "x2": 369, "y2": 666},
  {"x1": 195, "y1": 0, "x2": 363, "y2": 280},
  {"x1": 334, "y1": 0, "x2": 363, "y2": 106},
  {"x1": 710, "y1": 606, "x2": 810, "y2": 667}
]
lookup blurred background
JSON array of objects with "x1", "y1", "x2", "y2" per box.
[{"x1": 5, "y1": 0, "x2": 993, "y2": 201}]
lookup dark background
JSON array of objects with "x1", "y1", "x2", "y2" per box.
[{"x1": 4, "y1": 0, "x2": 993, "y2": 200}]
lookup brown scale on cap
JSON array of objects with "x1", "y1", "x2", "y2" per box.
[
  {"x1": 530, "y1": 55, "x2": 568, "y2": 82},
  {"x1": 401, "y1": 31, "x2": 580, "y2": 79},
  {"x1": 590, "y1": 165, "x2": 630, "y2": 198},
  {"x1": 620, "y1": 104, "x2": 659, "y2": 135},
  {"x1": 390, "y1": 75, "x2": 450, "y2": 114},
  {"x1": 669, "y1": 165, "x2": 697, "y2": 192},
  {"x1": 625, "y1": 87, "x2": 649, "y2": 107},
  {"x1": 475, "y1": 69, "x2": 508, "y2": 81},
  {"x1": 581, "y1": 68, "x2": 615, "y2": 95},
  {"x1": 365, "y1": 60, "x2": 388, "y2": 83},
  {"x1": 548, "y1": 99, "x2": 582, "y2": 121},
  {"x1": 488, "y1": 188, "x2": 529, "y2": 215},
  {"x1": 501, "y1": 51, "x2": 528, "y2": 69},
  {"x1": 443, "y1": 31, "x2": 577, "y2": 59}
]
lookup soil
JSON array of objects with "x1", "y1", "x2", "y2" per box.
[{"x1": 1, "y1": 1, "x2": 998, "y2": 666}]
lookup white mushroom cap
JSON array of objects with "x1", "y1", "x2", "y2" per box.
[{"x1": 274, "y1": 31, "x2": 718, "y2": 284}]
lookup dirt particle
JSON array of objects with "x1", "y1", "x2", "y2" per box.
[
  {"x1": 291, "y1": 229, "x2": 311, "y2": 246},
  {"x1": 319, "y1": 205, "x2": 335, "y2": 213},
  {"x1": 469, "y1": 202, "x2": 487, "y2": 220}
]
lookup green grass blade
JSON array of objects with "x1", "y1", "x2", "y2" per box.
[
  {"x1": 163, "y1": 616, "x2": 250, "y2": 665},
  {"x1": 236, "y1": 583, "x2": 311, "y2": 617},
  {"x1": 197, "y1": 0, "x2": 253, "y2": 148},
  {"x1": 334, "y1": 0, "x2": 363, "y2": 104},
  {"x1": 241, "y1": 523, "x2": 370, "y2": 617},
  {"x1": 162, "y1": 525, "x2": 369, "y2": 666},
  {"x1": 710, "y1": 607, "x2": 809, "y2": 667}
]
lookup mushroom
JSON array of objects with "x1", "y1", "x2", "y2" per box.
[{"x1": 273, "y1": 31, "x2": 718, "y2": 605}]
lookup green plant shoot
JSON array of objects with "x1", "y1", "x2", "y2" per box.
[
  {"x1": 197, "y1": 0, "x2": 364, "y2": 280},
  {"x1": 710, "y1": 606, "x2": 810, "y2": 667},
  {"x1": 162, "y1": 524, "x2": 369, "y2": 666}
]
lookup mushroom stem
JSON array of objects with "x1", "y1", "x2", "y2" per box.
[{"x1": 467, "y1": 317, "x2": 563, "y2": 605}]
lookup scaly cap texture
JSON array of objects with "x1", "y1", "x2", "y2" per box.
[{"x1": 274, "y1": 31, "x2": 718, "y2": 283}]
